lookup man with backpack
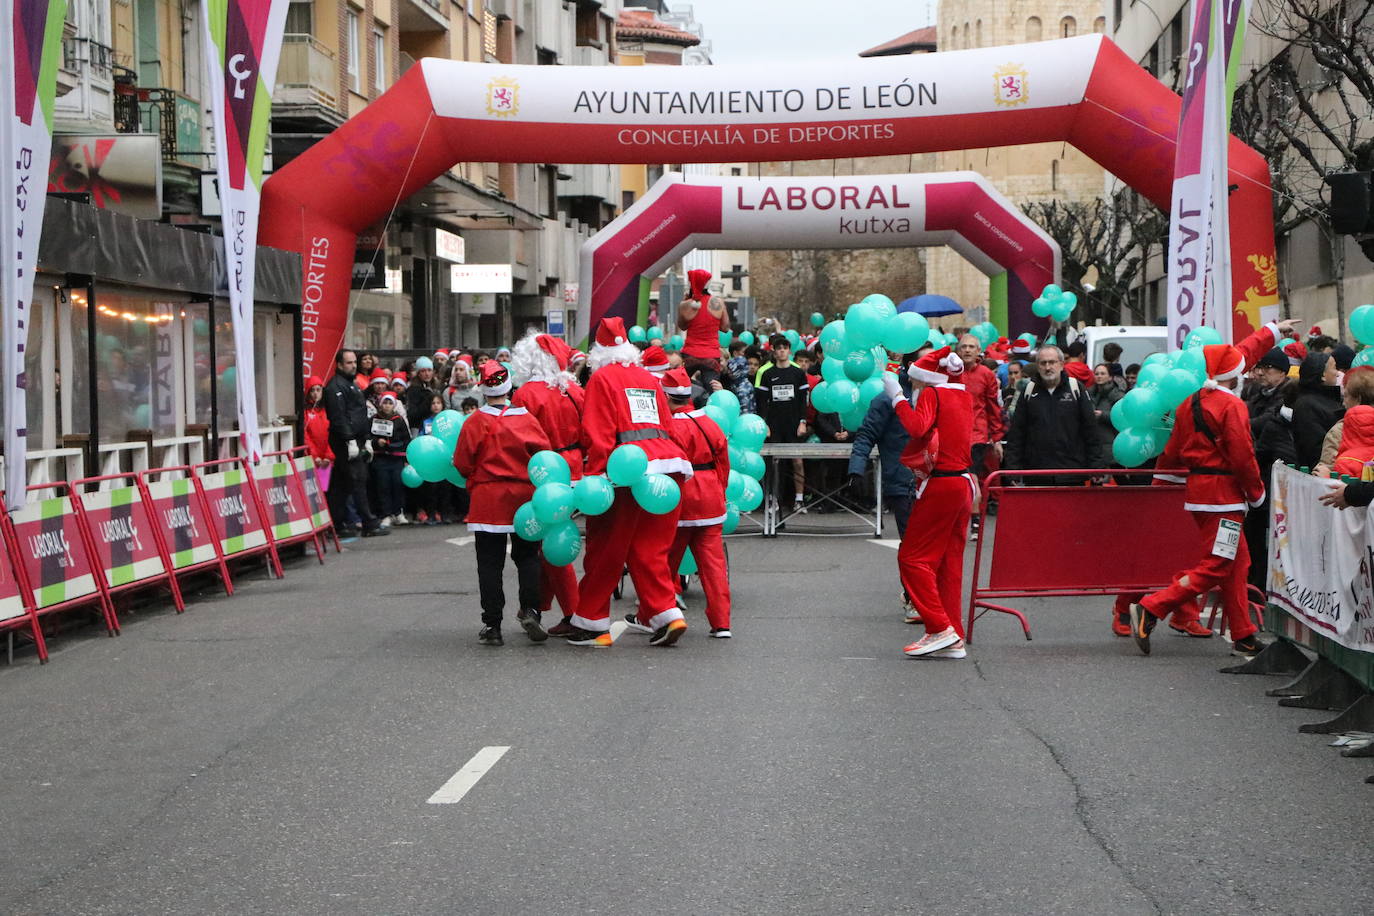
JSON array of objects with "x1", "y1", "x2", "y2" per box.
[{"x1": 1003, "y1": 345, "x2": 1104, "y2": 485}]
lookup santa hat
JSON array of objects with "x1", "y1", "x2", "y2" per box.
[
  {"x1": 304, "y1": 375, "x2": 324, "y2": 392},
  {"x1": 434, "y1": 349, "x2": 449, "y2": 361},
  {"x1": 536, "y1": 334, "x2": 573, "y2": 371},
  {"x1": 391, "y1": 372, "x2": 408, "y2": 388},
  {"x1": 570, "y1": 349, "x2": 588, "y2": 365},
  {"x1": 478, "y1": 360, "x2": 512, "y2": 397},
  {"x1": 686, "y1": 268, "x2": 712, "y2": 303},
  {"x1": 643, "y1": 345, "x2": 670, "y2": 375},
  {"x1": 369, "y1": 367, "x2": 389, "y2": 385},
  {"x1": 454, "y1": 353, "x2": 473, "y2": 365},
  {"x1": 1284, "y1": 341, "x2": 1308, "y2": 366},
  {"x1": 1010, "y1": 341, "x2": 1032, "y2": 357},
  {"x1": 596, "y1": 317, "x2": 629, "y2": 347},
  {"x1": 661, "y1": 367, "x2": 693, "y2": 397},
  {"x1": 909, "y1": 346, "x2": 965, "y2": 384},
  {"x1": 378, "y1": 392, "x2": 398, "y2": 406},
  {"x1": 1202, "y1": 344, "x2": 1246, "y2": 387}
]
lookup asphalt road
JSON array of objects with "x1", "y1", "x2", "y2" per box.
[{"x1": 2, "y1": 517, "x2": 1371, "y2": 916}]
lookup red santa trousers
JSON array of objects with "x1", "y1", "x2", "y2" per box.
[
  {"x1": 667, "y1": 524, "x2": 730, "y2": 630},
  {"x1": 897, "y1": 477, "x2": 972, "y2": 638},
  {"x1": 1140, "y1": 511, "x2": 1256, "y2": 640},
  {"x1": 572, "y1": 488, "x2": 683, "y2": 632},
  {"x1": 537, "y1": 561, "x2": 579, "y2": 618}
]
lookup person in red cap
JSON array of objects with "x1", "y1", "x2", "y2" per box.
[
  {"x1": 657, "y1": 366, "x2": 733, "y2": 638},
  {"x1": 677, "y1": 268, "x2": 731, "y2": 390},
  {"x1": 511, "y1": 330, "x2": 586, "y2": 634},
  {"x1": 1129, "y1": 343, "x2": 1268, "y2": 657},
  {"x1": 303, "y1": 375, "x2": 334, "y2": 484},
  {"x1": 883, "y1": 347, "x2": 976, "y2": 659},
  {"x1": 452, "y1": 360, "x2": 553, "y2": 646},
  {"x1": 366, "y1": 367, "x2": 390, "y2": 409},
  {"x1": 565, "y1": 317, "x2": 694, "y2": 647},
  {"x1": 642, "y1": 345, "x2": 670, "y2": 377}
]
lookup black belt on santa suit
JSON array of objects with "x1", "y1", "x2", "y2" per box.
[
  {"x1": 692, "y1": 462, "x2": 716, "y2": 471},
  {"x1": 929, "y1": 468, "x2": 973, "y2": 477},
  {"x1": 1189, "y1": 467, "x2": 1234, "y2": 476},
  {"x1": 616, "y1": 429, "x2": 669, "y2": 444},
  {"x1": 555, "y1": 442, "x2": 583, "y2": 453}
]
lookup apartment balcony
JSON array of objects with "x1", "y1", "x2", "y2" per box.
[
  {"x1": 53, "y1": 35, "x2": 115, "y2": 130},
  {"x1": 273, "y1": 34, "x2": 343, "y2": 127},
  {"x1": 399, "y1": 0, "x2": 448, "y2": 34}
]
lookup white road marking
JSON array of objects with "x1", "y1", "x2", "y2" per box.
[
  {"x1": 869, "y1": 539, "x2": 900, "y2": 550},
  {"x1": 427, "y1": 746, "x2": 510, "y2": 804},
  {"x1": 445, "y1": 536, "x2": 474, "y2": 548},
  {"x1": 608, "y1": 620, "x2": 628, "y2": 643}
]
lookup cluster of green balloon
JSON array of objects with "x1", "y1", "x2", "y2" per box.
[
  {"x1": 512, "y1": 451, "x2": 615, "y2": 566},
  {"x1": 700, "y1": 389, "x2": 766, "y2": 532},
  {"x1": 967, "y1": 321, "x2": 1000, "y2": 348},
  {"x1": 601, "y1": 442, "x2": 683, "y2": 519},
  {"x1": 1348, "y1": 305, "x2": 1374, "y2": 367},
  {"x1": 403, "y1": 410, "x2": 467, "y2": 488},
  {"x1": 810, "y1": 312, "x2": 826, "y2": 328},
  {"x1": 663, "y1": 333, "x2": 686, "y2": 352},
  {"x1": 1031, "y1": 284, "x2": 1077, "y2": 322},
  {"x1": 810, "y1": 295, "x2": 929, "y2": 432},
  {"x1": 1110, "y1": 344, "x2": 1212, "y2": 466}
]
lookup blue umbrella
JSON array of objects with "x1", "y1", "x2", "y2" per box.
[{"x1": 897, "y1": 294, "x2": 964, "y2": 317}]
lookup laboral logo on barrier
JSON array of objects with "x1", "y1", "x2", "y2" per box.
[
  {"x1": 81, "y1": 486, "x2": 167, "y2": 588},
  {"x1": 8, "y1": 494, "x2": 99, "y2": 609},
  {"x1": 144, "y1": 477, "x2": 217, "y2": 569},
  {"x1": 1269, "y1": 464, "x2": 1374, "y2": 651},
  {"x1": 200, "y1": 469, "x2": 267, "y2": 555},
  {"x1": 255, "y1": 461, "x2": 312, "y2": 540},
  {"x1": 293, "y1": 455, "x2": 331, "y2": 529}
]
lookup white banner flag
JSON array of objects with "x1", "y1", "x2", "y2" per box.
[
  {"x1": 1165, "y1": 0, "x2": 1250, "y2": 348},
  {"x1": 201, "y1": 0, "x2": 290, "y2": 462},
  {"x1": 2, "y1": 0, "x2": 67, "y2": 509}
]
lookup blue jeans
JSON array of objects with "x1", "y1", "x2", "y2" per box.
[{"x1": 372, "y1": 455, "x2": 405, "y2": 518}]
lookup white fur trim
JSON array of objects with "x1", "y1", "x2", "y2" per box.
[
  {"x1": 911, "y1": 366, "x2": 947, "y2": 384},
  {"x1": 648, "y1": 607, "x2": 686, "y2": 630},
  {"x1": 663, "y1": 384, "x2": 692, "y2": 396},
  {"x1": 480, "y1": 379, "x2": 512, "y2": 397},
  {"x1": 936, "y1": 382, "x2": 965, "y2": 390},
  {"x1": 570, "y1": 613, "x2": 610, "y2": 632},
  {"x1": 678, "y1": 514, "x2": 727, "y2": 527},
  {"x1": 479, "y1": 404, "x2": 527, "y2": 416},
  {"x1": 1184, "y1": 501, "x2": 1246, "y2": 512},
  {"x1": 589, "y1": 341, "x2": 642, "y2": 370},
  {"x1": 646, "y1": 456, "x2": 694, "y2": 478},
  {"x1": 1153, "y1": 473, "x2": 1187, "y2": 484},
  {"x1": 467, "y1": 522, "x2": 516, "y2": 533}
]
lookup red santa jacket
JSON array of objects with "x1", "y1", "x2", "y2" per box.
[
  {"x1": 895, "y1": 383, "x2": 974, "y2": 477},
  {"x1": 452, "y1": 404, "x2": 552, "y2": 532},
  {"x1": 1334, "y1": 405, "x2": 1374, "y2": 481},
  {"x1": 581, "y1": 362, "x2": 692, "y2": 478},
  {"x1": 513, "y1": 380, "x2": 586, "y2": 480},
  {"x1": 667, "y1": 405, "x2": 731, "y2": 525},
  {"x1": 1152, "y1": 386, "x2": 1264, "y2": 511},
  {"x1": 962, "y1": 363, "x2": 1005, "y2": 444},
  {"x1": 304, "y1": 406, "x2": 333, "y2": 464}
]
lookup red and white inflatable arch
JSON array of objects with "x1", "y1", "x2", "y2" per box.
[
  {"x1": 577, "y1": 171, "x2": 1061, "y2": 344},
  {"x1": 260, "y1": 34, "x2": 1277, "y2": 379}
]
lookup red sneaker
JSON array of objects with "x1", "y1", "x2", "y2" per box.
[
  {"x1": 1112, "y1": 610, "x2": 1131, "y2": 637},
  {"x1": 1169, "y1": 618, "x2": 1214, "y2": 638}
]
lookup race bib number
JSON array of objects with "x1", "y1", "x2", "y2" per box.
[
  {"x1": 1211, "y1": 518, "x2": 1241, "y2": 560},
  {"x1": 771, "y1": 384, "x2": 795, "y2": 402},
  {"x1": 371, "y1": 418, "x2": 395, "y2": 437},
  {"x1": 626, "y1": 388, "x2": 660, "y2": 425}
]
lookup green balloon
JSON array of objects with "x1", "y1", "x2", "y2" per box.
[
  {"x1": 843, "y1": 348, "x2": 875, "y2": 381},
  {"x1": 402, "y1": 465, "x2": 423, "y2": 488},
  {"x1": 819, "y1": 320, "x2": 848, "y2": 358},
  {"x1": 738, "y1": 449, "x2": 765, "y2": 481},
  {"x1": 1112, "y1": 428, "x2": 1156, "y2": 468},
  {"x1": 728, "y1": 444, "x2": 745, "y2": 468},
  {"x1": 723, "y1": 503, "x2": 741, "y2": 534},
  {"x1": 1113, "y1": 388, "x2": 1163, "y2": 432},
  {"x1": 844, "y1": 302, "x2": 887, "y2": 350},
  {"x1": 607, "y1": 444, "x2": 648, "y2": 486},
  {"x1": 528, "y1": 450, "x2": 572, "y2": 487},
  {"x1": 785, "y1": 329, "x2": 802, "y2": 351},
  {"x1": 1158, "y1": 368, "x2": 1203, "y2": 407},
  {"x1": 1350, "y1": 305, "x2": 1374, "y2": 345},
  {"x1": 810, "y1": 312, "x2": 825, "y2": 328},
  {"x1": 707, "y1": 388, "x2": 741, "y2": 420},
  {"x1": 1352, "y1": 347, "x2": 1374, "y2": 368},
  {"x1": 739, "y1": 331, "x2": 755, "y2": 346},
  {"x1": 573, "y1": 474, "x2": 615, "y2": 515},
  {"x1": 532, "y1": 482, "x2": 576, "y2": 524},
  {"x1": 1174, "y1": 347, "x2": 1207, "y2": 381},
  {"x1": 406, "y1": 436, "x2": 450, "y2": 483},
  {"x1": 542, "y1": 521, "x2": 584, "y2": 566},
  {"x1": 1183, "y1": 326, "x2": 1223, "y2": 349},
  {"x1": 431, "y1": 409, "x2": 465, "y2": 446},
  {"x1": 725, "y1": 469, "x2": 746, "y2": 502},
  {"x1": 631, "y1": 473, "x2": 681, "y2": 514},
  {"x1": 704, "y1": 404, "x2": 735, "y2": 436},
  {"x1": 820, "y1": 357, "x2": 846, "y2": 383},
  {"x1": 678, "y1": 547, "x2": 698, "y2": 575},
  {"x1": 841, "y1": 404, "x2": 868, "y2": 432},
  {"x1": 731, "y1": 414, "x2": 768, "y2": 451},
  {"x1": 737, "y1": 476, "x2": 764, "y2": 512},
  {"x1": 629, "y1": 325, "x2": 647, "y2": 343},
  {"x1": 1140, "y1": 351, "x2": 1173, "y2": 371},
  {"x1": 647, "y1": 326, "x2": 664, "y2": 343},
  {"x1": 882, "y1": 312, "x2": 930, "y2": 353},
  {"x1": 1134, "y1": 363, "x2": 1169, "y2": 390},
  {"x1": 719, "y1": 330, "x2": 733, "y2": 347},
  {"x1": 513, "y1": 502, "x2": 547, "y2": 541},
  {"x1": 862, "y1": 294, "x2": 896, "y2": 320},
  {"x1": 926, "y1": 329, "x2": 945, "y2": 348},
  {"x1": 859, "y1": 377, "x2": 885, "y2": 408},
  {"x1": 444, "y1": 465, "x2": 467, "y2": 488},
  {"x1": 827, "y1": 379, "x2": 861, "y2": 414},
  {"x1": 810, "y1": 380, "x2": 834, "y2": 413}
]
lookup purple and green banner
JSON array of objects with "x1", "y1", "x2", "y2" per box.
[
  {"x1": 201, "y1": 0, "x2": 290, "y2": 462},
  {"x1": 2, "y1": 0, "x2": 67, "y2": 509}
]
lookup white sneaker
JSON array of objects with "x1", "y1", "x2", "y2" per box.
[
  {"x1": 393, "y1": 513, "x2": 410, "y2": 526},
  {"x1": 904, "y1": 627, "x2": 959, "y2": 657},
  {"x1": 622, "y1": 613, "x2": 653, "y2": 634},
  {"x1": 927, "y1": 638, "x2": 966, "y2": 659},
  {"x1": 794, "y1": 497, "x2": 807, "y2": 514},
  {"x1": 903, "y1": 595, "x2": 922, "y2": 624},
  {"x1": 378, "y1": 516, "x2": 392, "y2": 529},
  {"x1": 710, "y1": 628, "x2": 732, "y2": 638}
]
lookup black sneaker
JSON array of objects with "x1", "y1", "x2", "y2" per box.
[
  {"x1": 623, "y1": 613, "x2": 653, "y2": 634},
  {"x1": 1128, "y1": 602, "x2": 1156, "y2": 656},
  {"x1": 565, "y1": 626, "x2": 612, "y2": 648},
  {"x1": 336, "y1": 526, "x2": 361, "y2": 539},
  {"x1": 649, "y1": 619, "x2": 687, "y2": 646},
  {"x1": 517, "y1": 608, "x2": 548, "y2": 643},
  {"x1": 709, "y1": 628, "x2": 732, "y2": 638},
  {"x1": 1231, "y1": 634, "x2": 1265, "y2": 657},
  {"x1": 479, "y1": 626, "x2": 503, "y2": 646},
  {"x1": 362, "y1": 525, "x2": 391, "y2": 537}
]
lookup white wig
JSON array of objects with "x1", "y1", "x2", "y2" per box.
[{"x1": 588, "y1": 341, "x2": 643, "y2": 371}]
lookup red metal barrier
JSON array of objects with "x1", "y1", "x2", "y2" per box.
[
  {"x1": 284, "y1": 447, "x2": 341, "y2": 554},
  {"x1": 0, "y1": 500, "x2": 49, "y2": 662},
  {"x1": 138, "y1": 466, "x2": 235, "y2": 597},
  {"x1": 192, "y1": 457, "x2": 284, "y2": 579},
  {"x1": 966, "y1": 469, "x2": 1196, "y2": 643},
  {"x1": 260, "y1": 448, "x2": 331, "y2": 562},
  {"x1": 74, "y1": 473, "x2": 185, "y2": 613}
]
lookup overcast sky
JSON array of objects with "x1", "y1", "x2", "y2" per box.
[{"x1": 680, "y1": 0, "x2": 937, "y2": 64}]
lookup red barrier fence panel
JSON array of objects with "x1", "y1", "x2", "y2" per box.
[
  {"x1": 0, "y1": 504, "x2": 48, "y2": 661},
  {"x1": 7, "y1": 483, "x2": 118, "y2": 635},
  {"x1": 75, "y1": 474, "x2": 185, "y2": 613},
  {"x1": 968, "y1": 469, "x2": 1194, "y2": 643},
  {"x1": 139, "y1": 470, "x2": 235, "y2": 596},
  {"x1": 194, "y1": 458, "x2": 284, "y2": 578},
  {"x1": 258, "y1": 451, "x2": 326, "y2": 563}
]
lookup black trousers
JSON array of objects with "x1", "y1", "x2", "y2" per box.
[
  {"x1": 327, "y1": 449, "x2": 378, "y2": 531},
  {"x1": 474, "y1": 531, "x2": 543, "y2": 626}
]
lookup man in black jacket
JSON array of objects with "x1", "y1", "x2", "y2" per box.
[
  {"x1": 1243, "y1": 348, "x2": 1296, "y2": 588},
  {"x1": 1004, "y1": 345, "x2": 1103, "y2": 485},
  {"x1": 323, "y1": 348, "x2": 388, "y2": 537}
]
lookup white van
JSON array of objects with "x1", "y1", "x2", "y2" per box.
[{"x1": 1079, "y1": 325, "x2": 1168, "y2": 369}]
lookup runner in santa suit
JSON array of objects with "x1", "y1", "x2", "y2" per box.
[
  {"x1": 452, "y1": 361, "x2": 553, "y2": 647},
  {"x1": 1128, "y1": 343, "x2": 1267, "y2": 657},
  {"x1": 510, "y1": 330, "x2": 586, "y2": 635},
  {"x1": 677, "y1": 268, "x2": 731, "y2": 391},
  {"x1": 565, "y1": 317, "x2": 695, "y2": 648},
  {"x1": 884, "y1": 347, "x2": 977, "y2": 660},
  {"x1": 657, "y1": 366, "x2": 733, "y2": 638}
]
